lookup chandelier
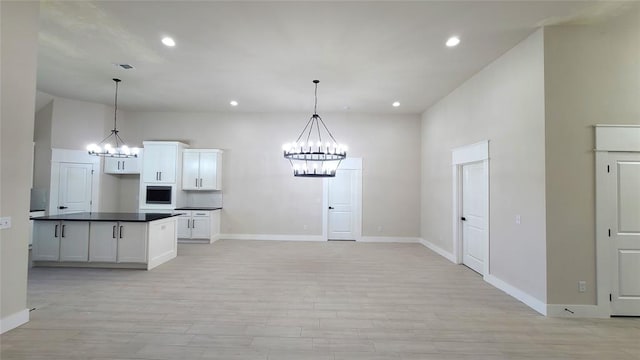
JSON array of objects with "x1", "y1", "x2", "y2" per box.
[
  {"x1": 87, "y1": 78, "x2": 139, "y2": 158},
  {"x1": 283, "y1": 80, "x2": 347, "y2": 177}
]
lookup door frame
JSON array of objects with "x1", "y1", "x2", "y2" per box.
[
  {"x1": 452, "y1": 140, "x2": 490, "y2": 276},
  {"x1": 594, "y1": 125, "x2": 640, "y2": 317},
  {"x1": 49, "y1": 148, "x2": 100, "y2": 215},
  {"x1": 322, "y1": 157, "x2": 363, "y2": 241}
]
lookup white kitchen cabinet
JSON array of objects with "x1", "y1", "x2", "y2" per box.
[
  {"x1": 191, "y1": 212, "x2": 211, "y2": 239},
  {"x1": 182, "y1": 149, "x2": 223, "y2": 190},
  {"x1": 34, "y1": 221, "x2": 89, "y2": 261},
  {"x1": 103, "y1": 153, "x2": 141, "y2": 174},
  {"x1": 32, "y1": 221, "x2": 61, "y2": 261},
  {"x1": 117, "y1": 222, "x2": 147, "y2": 263},
  {"x1": 142, "y1": 142, "x2": 185, "y2": 183},
  {"x1": 176, "y1": 213, "x2": 191, "y2": 239},
  {"x1": 174, "y1": 210, "x2": 220, "y2": 243},
  {"x1": 59, "y1": 222, "x2": 90, "y2": 261},
  {"x1": 89, "y1": 222, "x2": 118, "y2": 262}
]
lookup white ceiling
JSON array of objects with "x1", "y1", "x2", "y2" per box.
[{"x1": 36, "y1": 1, "x2": 626, "y2": 114}]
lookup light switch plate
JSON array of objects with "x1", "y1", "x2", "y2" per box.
[{"x1": 0, "y1": 217, "x2": 12, "y2": 229}]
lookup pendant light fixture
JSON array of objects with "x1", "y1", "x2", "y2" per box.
[
  {"x1": 283, "y1": 80, "x2": 347, "y2": 177},
  {"x1": 87, "y1": 78, "x2": 139, "y2": 158}
]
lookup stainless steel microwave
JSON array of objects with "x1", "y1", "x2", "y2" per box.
[{"x1": 145, "y1": 186, "x2": 172, "y2": 204}]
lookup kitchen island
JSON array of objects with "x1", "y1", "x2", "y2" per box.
[{"x1": 31, "y1": 212, "x2": 179, "y2": 270}]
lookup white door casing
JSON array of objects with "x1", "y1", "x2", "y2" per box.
[
  {"x1": 49, "y1": 149, "x2": 101, "y2": 215},
  {"x1": 595, "y1": 125, "x2": 640, "y2": 317},
  {"x1": 609, "y1": 153, "x2": 640, "y2": 315},
  {"x1": 462, "y1": 161, "x2": 487, "y2": 274},
  {"x1": 58, "y1": 162, "x2": 93, "y2": 214},
  {"x1": 452, "y1": 141, "x2": 489, "y2": 277},
  {"x1": 323, "y1": 158, "x2": 362, "y2": 241}
]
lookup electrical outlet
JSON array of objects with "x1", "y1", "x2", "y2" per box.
[
  {"x1": 578, "y1": 281, "x2": 586, "y2": 293},
  {"x1": 515, "y1": 215, "x2": 521, "y2": 225},
  {"x1": 303, "y1": 224, "x2": 308, "y2": 230},
  {"x1": 0, "y1": 217, "x2": 11, "y2": 229}
]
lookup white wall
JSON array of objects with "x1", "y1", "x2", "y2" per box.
[
  {"x1": 421, "y1": 30, "x2": 547, "y2": 303},
  {"x1": 33, "y1": 100, "x2": 53, "y2": 209},
  {"x1": 0, "y1": 0, "x2": 39, "y2": 333},
  {"x1": 120, "y1": 111, "x2": 422, "y2": 238},
  {"x1": 544, "y1": 5, "x2": 640, "y2": 305},
  {"x1": 31, "y1": 95, "x2": 120, "y2": 212}
]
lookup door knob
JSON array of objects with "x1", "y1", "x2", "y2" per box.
[
  {"x1": 328, "y1": 206, "x2": 334, "y2": 210},
  {"x1": 461, "y1": 216, "x2": 466, "y2": 221}
]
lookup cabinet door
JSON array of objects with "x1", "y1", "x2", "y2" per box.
[
  {"x1": 89, "y1": 222, "x2": 118, "y2": 262},
  {"x1": 198, "y1": 152, "x2": 219, "y2": 190},
  {"x1": 191, "y1": 212, "x2": 211, "y2": 239},
  {"x1": 117, "y1": 223, "x2": 147, "y2": 263},
  {"x1": 59, "y1": 222, "x2": 90, "y2": 262},
  {"x1": 32, "y1": 221, "x2": 60, "y2": 261},
  {"x1": 119, "y1": 157, "x2": 140, "y2": 174},
  {"x1": 176, "y1": 213, "x2": 191, "y2": 239},
  {"x1": 104, "y1": 157, "x2": 122, "y2": 174},
  {"x1": 182, "y1": 152, "x2": 200, "y2": 190},
  {"x1": 143, "y1": 144, "x2": 176, "y2": 183}
]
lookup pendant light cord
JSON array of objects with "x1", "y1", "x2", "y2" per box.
[
  {"x1": 313, "y1": 81, "x2": 318, "y2": 115},
  {"x1": 113, "y1": 78, "x2": 120, "y2": 132}
]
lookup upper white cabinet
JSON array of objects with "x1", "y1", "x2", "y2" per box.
[
  {"x1": 142, "y1": 141, "x2": 187, "y2": 183},
  {"x1": 104, "y1": 153, "x2": 141, "y2": 175},
  {"x1": 182, "y1": 149, "x2": 223, "y2": 190}
]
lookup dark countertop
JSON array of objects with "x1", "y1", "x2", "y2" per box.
[
  {"x1": 174, "y1": 207, "x2": 222, "y2": 211},
  {"x1": 31, "y1": 212, "x2": 181, "y2": 222}
]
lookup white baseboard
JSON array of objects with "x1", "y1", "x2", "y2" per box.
[
  {"x1": 484, "y1": 274, "x2": 547, "y2": 316},
  {"x1": 220, "y1": 234, "x2": 325, "y2": 242},
  {"x1": 1, "y1": 308, "x2": 29, "y2": 334},
  {"x1": 359, "y1": 236, "x2": 420, "y2": 243},
  {"x1": 418, "y1": 238, "x2": 457, "y2": 263},
  {"x1": 546, "y1": 304, "x2": 609, "y2": 318}
]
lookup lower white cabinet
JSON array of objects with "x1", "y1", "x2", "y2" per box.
[
  {"x1": 32, "y1": 216, "x2": 176, "y2": 270},
  {"x1": 175, "y1": 210, "x2": 220, "y2": 243},
  {"x1": 117, "y1": 222, "x2": 147, "y2": 263},
  {"x1": 33, "y1": 221, "x2": 89, "y2": 261},
  {"x1": 89, "y1": 222, "x2": 118, "y2": 262}
]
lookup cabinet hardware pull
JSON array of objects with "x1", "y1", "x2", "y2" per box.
[
  {"x1": 200, "y1": 178, "x2": 203, "y2": 187},
  {"x1": 112, "y1": 225, "x2": 116, "y2": 239},
  {"x1": 159, "y1": 172, "x2": 162, "y2": 181},
  {"x1": 61, "y1": 224, "x2": 66, "y2": 238},
  {"x1": 188, "y1": 219, "x2": 191, "y2": 228},
  {"x1": 54, "y1": 224, "x2": 58, "y2": 238},
  {"x1": 117, "y1": 161, "x2": 120, "y2": 170},
  {"x1": 196, "y1": 178, "x2": 198, "y2": 187},
  {"x1": 461, "y1": 217, "x2": 466, "y2": 221},
  {"x1": 122, "y1": 161, "x2": 125, "y2": 170},
  {"x1": 192, "y1": 220, "x2": 195, "y2": 229},
  {"x1": 120, "y1": 226, "x2": 124, "y2": 238},
  {"x1": 328, "y1": 206, "x2": 334, "y2": 210}
]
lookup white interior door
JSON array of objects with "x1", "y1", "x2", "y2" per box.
[
  {"x1": 461, "y1": 161, "x2": 487, "y2": 274},
  {"x1": 58, "y1": 162, "x2": 93, "y2": 214},
  {"x1": 328, "y1": 169, "x2": 357, "y2": 240},
  {"x1": 610, "y1": 153, "x2": 640, "y2": 316}
]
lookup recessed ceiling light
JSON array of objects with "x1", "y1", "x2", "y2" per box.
[
  {"x1": 230, "y1": 100, "x2": 238, "y2": 106},
  {"x1": 392, "y1": 101, "x2": 400, "y2": 107},
  {"x1": 161, "y1": 37, "x2": 176, "y2": 47},
  {"x1": 446, "y1": 36, "x2": 460, "y2": 47}
]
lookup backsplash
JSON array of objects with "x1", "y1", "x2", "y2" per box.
[{"x1": 185, "y1": 191, "x2": 223, "y2": 208}]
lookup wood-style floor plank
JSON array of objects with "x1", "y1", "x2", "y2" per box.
[{"x1": 1, "y1": 240, "x2": 639, "y2": 359}]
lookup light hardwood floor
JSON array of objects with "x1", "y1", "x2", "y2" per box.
[{"x1": 1, "y1": 240, "x2": 639, "y2": 359}]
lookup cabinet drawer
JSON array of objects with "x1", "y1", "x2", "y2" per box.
[{"x1": 192, "y1": 211, "x2": 210, "y2": 217}]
